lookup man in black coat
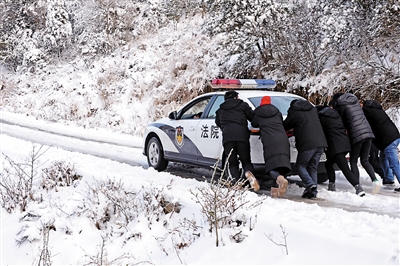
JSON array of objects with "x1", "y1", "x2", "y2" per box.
[
  {"x1": 251, "y1": 96, "x2": 291, "y2": 197},
  {"x1": 215, "y1": 90, "x2": 259, "y2": 191},
  {"x1": 361, "y1": 99, "x2": 400, "y2": 192},
  {"x1": 283, "y1": 99, "x2": 327, "y2": 198},
  {"x1": 331, "y1": 93, "x2": 380, "y2": 194},
  {"x1": 318, "y1": 104, "x2": 365, "y2": 196}
]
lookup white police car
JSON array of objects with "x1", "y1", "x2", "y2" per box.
[{"x1": 143, "y1": 79, "x2": 328, "y2": 182}]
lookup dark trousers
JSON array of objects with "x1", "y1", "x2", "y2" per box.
[
  {"x1": 369, "y1": 144, "x2": 385, "y2": 180},
  {"x1": 268, "y1": 170, "x2": 280, "y2": 180},
  {"x1": 325, "y1": 152, "x2": 359, "y2": 187},
  {"x1": 350, "y1": 138, "x2": 377, "y2": 182},
  {"x1": 223, "y1": 141, "x2": 254, "y2": 181},
  {"x1": 295, "y1": 146, "x2": 325, "y2": 190}
]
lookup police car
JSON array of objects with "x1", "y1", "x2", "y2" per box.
[{"x1": 143, "y1": 79, "x2": 328, "y2": 182}]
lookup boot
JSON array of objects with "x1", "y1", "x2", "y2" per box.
[
  {"x1": 245, "y1": 171, "x2": 260, "y2": 191},
  {"x1": 328, "y1": 182, "x2": 336, "y2": 191},
  {"x1": 355, "y1": 184, "x2": 366, "y2": 197},
  {"x1": 271, "y1": 187, "x2": 279, "y2": 198},
  {"x1": 276, "y1": 175, "x2": 289, "y2": 197},
  {"x1": 371, "y1": 180, "x2": 381, "y2": 194}
]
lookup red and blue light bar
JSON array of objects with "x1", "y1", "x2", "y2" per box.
[{"x1": 211, "y1": 79, "x2": 276, "y2": 89}]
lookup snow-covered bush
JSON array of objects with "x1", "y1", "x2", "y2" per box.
[{"x1": 41, "y1": 160, "x2": 81, "y2": 191}]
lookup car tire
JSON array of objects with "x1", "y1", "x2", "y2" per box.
[
  {"x1": 147, "y1": 137, "x2": 168, "y2": 171},
  {"x1": 317, "y1": 172, "x2": 328, "y2": 184}
]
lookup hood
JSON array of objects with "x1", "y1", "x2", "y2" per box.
[
  {"x1": 364, "y1": 100, "x2": 383, "y2": 110},
  {"x1": 290, "y1": 99, "x2": 313, "y2": 111},
  {"x1": 319, "y1": 106, "x2": 341, "y2": 119},
  {"x1": 336, "y1": 93, "x2": 358, "y2": 106},
  {"x1": 255, "y1": 104, "x2": 279, "y2": 118},
  {"x1": 219, "y1": 98, "x2": 243, "y2": 110}
]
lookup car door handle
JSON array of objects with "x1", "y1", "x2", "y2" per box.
[{"x1": 189, "y1": 126, "x2": 195, "y2": 131}]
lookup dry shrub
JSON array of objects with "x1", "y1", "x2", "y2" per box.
[{"x1": 41, "y1": 160, "x2": 82, "y2": 191}]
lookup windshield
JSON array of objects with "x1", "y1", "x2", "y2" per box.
[{"x1": 248, "y1": 96, "x2": 301, "y2": 116}]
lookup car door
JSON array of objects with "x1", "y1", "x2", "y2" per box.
[
  {"x1": 166, "y1": 96, "x2": 212, "y2": 164},
  {"x1": 195, "y1": 95, "x2": 225, "y2": 167}
]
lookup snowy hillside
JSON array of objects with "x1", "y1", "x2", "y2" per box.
[{"x1": 1, "y1": 0, "x2": 399, "y2": 136}]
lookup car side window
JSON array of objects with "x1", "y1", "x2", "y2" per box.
[
  {"x1": 206, "y1": 95, "x2": 224, "y2": 118},
  {"x1": 180, "y1": 97, "x2": 211, "y2": 119}
]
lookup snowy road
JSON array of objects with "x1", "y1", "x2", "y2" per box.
[
  {"x1": 0, "y1": 116, "x2": 147, "y2": 168},
  {"x1": 1, "y1": 112, "x2": 399, "y2": 218}
]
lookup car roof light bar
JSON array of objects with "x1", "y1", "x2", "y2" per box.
[{"x1": 211, "y1": 79, "x2": 276, "y2": 89}]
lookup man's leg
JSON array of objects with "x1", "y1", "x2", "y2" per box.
[
  {"x1": 383, "y1": 138, "x2": 400, "y2": 183},
  {"x1": 359, "y1": 139, "x2": 378, "y2": 182},
  {"x1": 296, "y1": 149, "x2": 317, "y2": 198},
  {"x1": 237, "y1": 141, "x2": 259, "y2": 191},
  {"x1": 350, "y1": 141, "x2": 362, "y2": 178},
  {"x1": 335, "y1": 153, "x2": 359, "y2": 187},
  {"x1": 369, "y1": 145, "x2": 386, "y2": 180},
  {"x1": 236, "y1": 141, "x2": 254, "y2": 174},
  {"x1": 325, "y1": 158, "x2": 336, "y2": 183},
  {"x1": 307, "y1": 147, "x2": 324, "y2": 197},
  {"x1": 223, "y1": 142, "x2": 240, "y2": 182},
  {"x1": 380, "y1": 150, "x2": 395, "y2": 184},
  {"x1": 268, "y1": 170, "x2": 288, "y2": 197}
]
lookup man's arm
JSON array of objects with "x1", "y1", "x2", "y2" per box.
[
  {"x1": 244, "y1": 103, "x2": 255, "y2": 121},
  {"x1": 283, "y1": 112, "x2": 294, "y2": 130},
  {"x1": 215, "y1": 110, "x2": 221, "y2": 128}
]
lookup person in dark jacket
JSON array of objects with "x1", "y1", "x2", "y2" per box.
[
  {"x1": 361, "y1": 99, "x2": 400, "y2": 192},
  {"x1": 318, "y1": 103, "x2": 365, "y2": 196},
  {"x1": 331, "y1": 92, "x2": 380, "y2": 194},
  {"x1": 251, "y1": 96, "x2": 290, "y2": 198},
  {"x1": 215, "y1": 90, "x2": 259, "y2": 191},
  {"x1": 283, "y1": 99, "x2": 327, "y2": 199}
]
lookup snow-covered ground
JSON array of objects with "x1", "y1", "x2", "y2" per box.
[{"x1": 1, "y1": 111, "x2": 399, "y2": 265}]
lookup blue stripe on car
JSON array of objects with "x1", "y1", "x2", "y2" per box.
[{"x1": 150, "y1": 123, "x2": 203, "y2": 156}]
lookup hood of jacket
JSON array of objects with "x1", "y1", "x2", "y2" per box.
[
  {"x1": 364, "y1": 100, "x2": 383, "y2": 110},
  {"x1": 219, "y1": 98, "x2": 243, "y2": 110},
  {"x1": 319, "y1": 106, "x2": 341, "y2": 119},
  {"x1": 290, "y1": 99, "x2": 313, "y2": 111},
  {"x1": 336, "y1": 93, "x2": 358, "y2": 106},
  {"x1": 255, "y1": 104, "x2": 280, "y2": 118}
]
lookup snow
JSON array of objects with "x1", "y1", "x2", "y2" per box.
[
  {"x1": 2, "y1": 1, "x2": 400, "y2": 264},
  {"x1": 1, "y1": 111, "x2": 399, "y2": 265}
]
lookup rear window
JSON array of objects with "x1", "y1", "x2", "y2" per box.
[{"x1": 249, "y1": 96, "x2": 301, "y2": 116}]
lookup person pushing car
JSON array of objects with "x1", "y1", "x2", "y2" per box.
[{"x1": 215, "y1": 90, "x2": 259, "y2": 191}]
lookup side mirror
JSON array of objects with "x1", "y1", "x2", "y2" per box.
[{"x1": 169, "y1": 111, "x2": 177, "y2": 120}]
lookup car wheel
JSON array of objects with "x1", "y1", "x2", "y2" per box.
[
  {"x1": 317, "y1": 172, "x2": 328, "y2": 184},
  {"x1": 147, "y1": 137, "x2": 168, "y2": 171}
]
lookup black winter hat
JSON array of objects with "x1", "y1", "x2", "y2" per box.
[{"x1": 224, "y1": 90, "x2": 238, "y2": 100}]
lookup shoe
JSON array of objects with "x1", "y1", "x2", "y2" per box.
[
  {"x1": 271, "y1": 187, "x2": 279, "y2": 198},
  {"x1": 372, "y1": 180, "x2": 381, "y2": 194},
  {"x1": 328, "y1": 182, "x2": 336, "y2": 191},
  {"x1": 383, "y1": 183, "x2": 395, "y2": 190},
  {"x1": 276, "y1": 175, "x2": 289, "y2": 197},
  {"x1": 355, "y1": 184, "x2": 366, "y2": 197},
  {"x1": 394, "y1": 187, "x2": 400, "y2": 193},
  {"x1": 383, "y1": 180, "x2": 395, "y2": 185},
  {"x1": 302, "y1": 184, "x2": 317, "y2": 198},
  {"x1": 245, "y1": 171, "x2": 260, "y2": 192},
  {"x1": 383, "y1": 182, "x2": 395, "y2": 188}
]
